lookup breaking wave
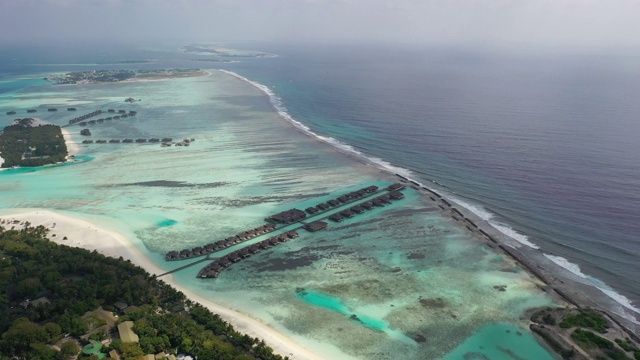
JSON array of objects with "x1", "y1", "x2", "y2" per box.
[{"x1": 220, "y1": 69, "x2": 639, "y2": 318}]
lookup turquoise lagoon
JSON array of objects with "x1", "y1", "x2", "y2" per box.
[{"x1": 0, "y1": 72, "x2": 556, "y2": 359}]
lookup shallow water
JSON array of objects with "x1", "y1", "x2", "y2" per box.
[{"x1": 0, "y1": 69, "x2": 554, "y2": 359}]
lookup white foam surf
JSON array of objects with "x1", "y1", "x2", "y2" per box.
[
  {"x1": 600, "y1": 288, "x2": 640, "y2": 318},
  {"x1": 544, "y1": 254, "x2": 590, "y2": 278},
  {"x1": 221, "y1": 69, "x2": 640, "y2": 320},
  {"x1": 223, "y1": 68, "x2": 543, "y2": 250},
  {"x1": 221, "y1": 70, "x2": 416, "y2": 179},
  {"x1": 545, "y1": 254, "x2": 640, "y2": 316},
  {"x1": 447, "y1": 195, "x2": 540, "y2": 249}
]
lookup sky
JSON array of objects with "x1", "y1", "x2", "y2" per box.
[{"x1": 1, "y1": 0, "x2": 639, "y2": 50}]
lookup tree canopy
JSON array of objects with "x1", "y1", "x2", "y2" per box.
[{"x1": 0, "y1": 225, "x2": 287, "y2": 360}]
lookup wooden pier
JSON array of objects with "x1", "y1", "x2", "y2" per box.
[{"x1": 159, "y1": 183, "x2": 407, "y2": 279}]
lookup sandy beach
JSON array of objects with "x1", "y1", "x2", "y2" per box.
[
  {"x1": 61, "y1": 127, "x2": 80, "y2": 157},
  {"x1": 0, "y1": 209, "x2": 326, "y2": 360}
]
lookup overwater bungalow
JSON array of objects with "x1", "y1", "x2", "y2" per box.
[
  {"x1": 123, "y1": 139, "x2": 134, "y2": 143},
  {"x1": 113, "y1": 116, "x2": 120, "y2": 119},
  {"x1": 340, "y1": 210, "x2": 354, "y2": 218},
  {"x1": 121, "y1": 114, "x2": 128, "y2": 118},
  {"x1": 327, "y1": 199, "x2": 341, "y2": 207},
  {"x1": 82, "y1": 140, "x2": 94, "y2": 144},
  {"x1": 80, "y1": 129, "x2": 91, "y2": 136},
  {"x1": 347, "y1": 192, "x2": 359, "y2": 199},
  {"x1": 108, "y1": 109, "x2": 115, "y2": 112},
  {"x1": 162, "y1": 137, "x2": 173, "y2": 142},
  {"x1": 118, "y1": 110, "x2": 126, "y2": 113},
  {"x1": 306, "y1": 207, "x2": 319, "y2": 214},
  {"x1": 192, "y1": 247, "x2": 204, "y2": 256},
  {"x1": 109, "y1": 139, "x2": 120, "y2": 143},
  {"x1": 389, "y1": 191, "x2": 405, "y2": 200},
  {"x1": 219, "y1": 258, "x2": 231, "y2": 267},
  {"x1": 149, "y1": 138, "x2": 160, "y2": 142},
  {"x1": 287, "y1": 230, "x2": 299, "y2": 238},
  {"x1": 337, "y1": 195, "x2": 349, "y2": 203},
  {"x1": 79, "y1": 122, "x2": 87, "y2": 126},
  {"x1": 361, "y1": 201, "x2": 374, "y2": 210},
  {"x1": 372, "y1": 199, "x2": 385, "y2": 207},
  {"x1": 96, "y1": 139, "x2": 107, "y2": 143},
  {"x1": 27, "y1": 109, "x2": 37, "y2": 113},
  {"x1": 129, "y1": 111, "x2": 137, "y2": 115},
  {"x1": 278, "y1": 234, "x2": 288, "y2": 241},
  {"x1": 105, "y1": 117, "x2": 113, "y2": 120},
  {"x1": 48, "y1": 108, "x2": 57, "y2": 112},
  {"x1": 268, "y1": 208, "x2": 307, "y2": 224},
  {"x1": 135, "y1": 138, "x2": 147, "y2": 143},
  {"x1": 329, "y1": 214, "x2": 344, "y2": 222},
  {"x1": 317, "y1": 203, "x2": 330, "y2": 211},
  {"x1": 6, "y1": 111, "x2": 16, "y2": 115},
  {"x1": 388, "y1": 183, "x2": 405, "y2": 191},
  {"x1": 259, "y1": 241, "x2": 271, "y2": 250},
  {"x1": 88, "y1": 120, "x2": 96, "y2": 125},
  {"x1": 67, "y1": 107, "x2": 77, "y2": 111},
  {"x1": 351, "y1": 205, "x2": 365, "y2": 214},
  {"x1": 364, "y1": 185, "x2": 379, "y2": 193},
  {"x1": 378, "y1": 195, "x2": 392, "y2": 204},
  {"x1": 97, "y1": 118, "x2": 104, "y2": 123},
  {"x1": 304, "y1": 221, "x2": 328, "y2": 232}
]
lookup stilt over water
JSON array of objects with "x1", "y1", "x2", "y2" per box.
[{"x1": 160, "y1": 183, "x2": 407, "y2": 279}]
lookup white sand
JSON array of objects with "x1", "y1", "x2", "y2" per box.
[
  {"x1": 0, "y1": 209, "x2": 325, "y2": 360},
  {"x1": 60, "y1": 128, "x2": 80, "y2": 157}
]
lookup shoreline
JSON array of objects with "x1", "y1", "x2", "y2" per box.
[
  {"x1": 401, "y1": 177, "x2": 640, "y2": 339},
  {"x1": 60, "y1": 127, "x2": 80, "y2": 157},
  {"x1": 222, "y1": 69, "x2": 640, "y2": 337},
  {"x1": 0, "y1": 209, "x2": 326, "y2": 360},
  {"x1": 49, "y1": 70, "x2": 211, "y2": 86}
]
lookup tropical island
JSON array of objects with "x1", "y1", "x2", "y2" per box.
[
  {"x1": 0, "y1": 223, "x2": 288, "y2": 360},
  {"x1": 45, "y1": 69, "x2": 208, "y2": 85},
  {"x1": 0, "y1": 118, "x2": 68, "y2": 168},
  {"x1": 181, "y1": 44, "x2": 272, "y2": 58},
  {"x1": 529, "y1": 307, "x2": 640, "y2": 359}
]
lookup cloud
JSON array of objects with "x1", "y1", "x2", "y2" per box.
[{"x1": 0, "y1": 0, "x2": 639, "y2": 49}]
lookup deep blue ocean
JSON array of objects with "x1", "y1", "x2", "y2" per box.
[{"x1": 2, "y1": 41, "x2": 639, "y2": 318}]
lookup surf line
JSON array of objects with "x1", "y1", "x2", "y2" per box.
[{"x1": 395, "y1": 173, "x2": 640, "y2": 341}]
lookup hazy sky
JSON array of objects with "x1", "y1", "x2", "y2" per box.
[{"x1": 1, "y1": 0, "x2": 639, "y2": 49}]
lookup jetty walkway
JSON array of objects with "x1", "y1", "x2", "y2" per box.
[
  {"x1": 62, "y1": 109, "x2": 137, "y2": 128},
  {"x1": 157, "y1": 183, "x2": 407, "y2": 279}
]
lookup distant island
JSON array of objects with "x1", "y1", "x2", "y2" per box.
[
  {"x1": 0, "y1": 118, "x2": 68, "y2": 167},
  {"x1": 181, "y1": 44, "x2": 273, "y2": 58},
  {"x1": 95, "y1": 59, "x2": 154, "y2": 65},
  {"x1": 45, "y1": 68, "x2": 208, "y2": 85},
  {"x1": 191, "y1": 58, "x2": 234, "y2": 63}
]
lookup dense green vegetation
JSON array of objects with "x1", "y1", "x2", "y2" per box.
[
  {"x1": 530, "y1": 325, "x2": 577, "y2": 360},
  {"x1": 571, "y1": 329, "x2": 632, "y2": 360},
  {"x1": 560, "y1": 308, "x2": 609, "y2": 333},
  {"x1": 0, "y1": 119, "x2": 68, "y2": 167},
  {"x1": 0, "y1": 225, "x2": 287, "y2": 360},
  {"x1": 615, "y1": 339, "x2": 640, "y2": 360}
]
